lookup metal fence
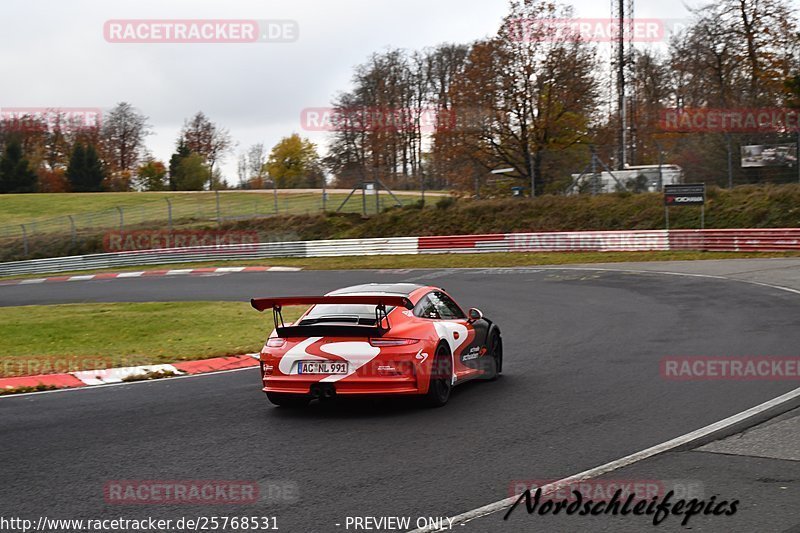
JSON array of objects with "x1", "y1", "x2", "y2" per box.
[{"x1": 0, "y1": 190, "x2": 422, "y2": 259}]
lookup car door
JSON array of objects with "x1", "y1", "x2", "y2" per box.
[{"x1": 428, "y1": 291, "x2": 488, "y2": 378}]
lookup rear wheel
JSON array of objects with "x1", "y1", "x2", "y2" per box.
[
  {"x1": 424, "y1": 344, "x2": 452, "y2": 407},
  {"x1": 487, "y1": 331, "x2": 502, "y2": 380},
  {"x1": 266, "y1": 392, "x2": 310, "y2": 408}
]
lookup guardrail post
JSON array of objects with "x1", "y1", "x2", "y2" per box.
[
  {"x1": 165, "y1": 198, "x2": 173, "y2": 232},
  {"x1": 215, "y1": 190, "x2": 221, "y2": 227},
  {"x1": 726, "y1": 133, "x2": 733, "y2": 189},
  {"x1": 68, "y1": 215, "x2": 76, "y2": 246},
  {"x1": 21, "y1": 224, "x2": 28, "y2": 256},
  {"x1": 362, "y1": 184, "x2": 366, "y2": 215}
]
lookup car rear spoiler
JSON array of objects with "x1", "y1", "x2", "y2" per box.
[
  {"x1": 250, "y1": 295, "x2": 414, "y2": 312},
  {"x1": 250, "y1": 295, "x2": 414, "y2": 338}
]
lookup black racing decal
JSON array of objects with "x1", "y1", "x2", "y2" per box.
[{"x1": 459, "y1": 319, "x2": 489, "y2": 368}]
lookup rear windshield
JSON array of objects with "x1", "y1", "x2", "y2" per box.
[{"x1": 299, "y1": 303, "x2": 396, "y2": 325}]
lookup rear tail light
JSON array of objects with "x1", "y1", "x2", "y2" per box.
[
  {"x1": 369, "y1": 338, "x2": 419, "y2": 347},
  {"x1": 266, "y1": 338, "x2": 286, "y2": 348}
]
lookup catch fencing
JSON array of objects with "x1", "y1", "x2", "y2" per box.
[
  {"x1": 0, "y1": 190, "x2": 421, "y2": 259},
  {"x1": 0, "y1": 228, "x2": 798, "y2": 277}
]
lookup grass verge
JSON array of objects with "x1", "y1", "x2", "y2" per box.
[{"x1": 0, "y1": 302, "x2": 303, "y2": 377}]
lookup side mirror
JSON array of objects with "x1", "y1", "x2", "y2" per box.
[{"x1": 467, "y1": 308, "x2": 483, "y2": 323}]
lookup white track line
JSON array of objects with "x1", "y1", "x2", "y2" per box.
[{"x1": 408, "y1": 385, "x2": 800, "y2": 532}]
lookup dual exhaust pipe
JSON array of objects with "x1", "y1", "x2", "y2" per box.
[{"x1": 310, "y1": 383, "x2": 336, "y2": 400}]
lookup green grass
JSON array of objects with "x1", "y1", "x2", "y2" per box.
[
  {"x1": 0, "y1": 192, "x2": 169, "y2": 225},
  {"x1": 0, "y1": 190, "x2": 424, "y2": 229},
  {"x1": 0, "y1": 302, "x2": 303, "y2": 376},
  {"x1": 3, "y1": 250, "x2": 800, "y2": 281}
]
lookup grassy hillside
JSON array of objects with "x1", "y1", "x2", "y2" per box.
[
  {"x1": 2, "y1": 184, "x2": 798, "y2": 262},
  {"x1": 226, "y1": 184, "x2": 800, "y2": 241},
  {"x1": 0, "y1": 190, "x2": 423, "y2": 228}
]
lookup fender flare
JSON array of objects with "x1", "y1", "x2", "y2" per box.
[
  {"x1": 427, "y1": 340, "x2": 455, "y2": 390},
  {"x1": 487, "y1": 322, "x2": 502, "y2": 347}
]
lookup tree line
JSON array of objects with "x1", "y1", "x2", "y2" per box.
[
  {"x1": 324, "y1": 0, "x2": 800, "y2": 194},
  {"x1": 0, "y1": 104, "x2": 323, "y2": 193}
]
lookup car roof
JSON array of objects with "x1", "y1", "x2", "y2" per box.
[{"x1": 326, "y1": 283, "x2": 426, "y2": 297}]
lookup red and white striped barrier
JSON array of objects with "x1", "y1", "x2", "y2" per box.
[
  {"x1": 418, "y1": 230, "x2": 670, "y2": 254},
  {"x1": 1, "y1": 229, "x2": 799, "y2": 279},
  {"x1": 669, "y1": 229, "x2": 800, "y2": 252}
]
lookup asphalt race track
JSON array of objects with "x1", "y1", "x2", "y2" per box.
[{"x1": 2, "y1": 265, "x2": 800, "y2": 533}]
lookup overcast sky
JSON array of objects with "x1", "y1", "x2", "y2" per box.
[{"x1": 2, "y1": 0, "x2": 703, "y2": 181}]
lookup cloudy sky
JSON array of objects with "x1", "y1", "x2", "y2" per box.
[{"x1": 2, "y1": 0, "x2": 698, "y2": 181}]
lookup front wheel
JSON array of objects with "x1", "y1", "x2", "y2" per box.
[
  {"x1": 424, "y1": 344, "x2": 452, "y2": 407},
  {"x1": 266, "y1": 392, "x2": 310, "y2": 408}
]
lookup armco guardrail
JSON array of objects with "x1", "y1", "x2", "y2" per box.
[
  {"x1": 669, "y1": 229, "x2": 800, "y2": 251},
  {"x1": 418, "y1": 230, "x2": 669, "y2": 253},
  {"x1": 0, "y1": 229, "x2": 798, "y2": 277}
]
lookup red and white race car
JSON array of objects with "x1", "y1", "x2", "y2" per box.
[{"x1": 251, "y1": 283, "x2": 502, "y2": 407}]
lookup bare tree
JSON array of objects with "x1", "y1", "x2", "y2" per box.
[
  {"x1": 101, "y1": 102, "x2": 152, "y2": 175},
  {"x1": 247, "y1": 143, "x2": 268, "y2": 184},
  {"x1": 179, "y1": 112, "x2": 232, "y2": 189}
]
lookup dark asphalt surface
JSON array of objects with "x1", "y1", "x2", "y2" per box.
[
  {"x1": 466, "y1": 447, "x2": 800, "y2": 532},
  {"x1": 1, "y1": 267, "x2": 799, "y2": 533}
]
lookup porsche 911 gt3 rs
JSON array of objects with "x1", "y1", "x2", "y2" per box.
[{"x1": 251, "y1": 283, "x2": 502, "y2": 407}]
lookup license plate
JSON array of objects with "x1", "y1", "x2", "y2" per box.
[{"x1": 297, "y1": 361, "x2": 349, "y2": 374}]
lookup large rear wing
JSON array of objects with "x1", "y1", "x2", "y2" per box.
[{"x1": 250, "y1": 295, "x2": 414, "y2": 338}]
